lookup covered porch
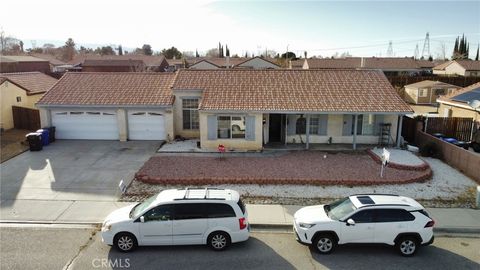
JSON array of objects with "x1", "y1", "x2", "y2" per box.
[{"x1": 263, "y1": 113, "x2": 405, "y2": 150}]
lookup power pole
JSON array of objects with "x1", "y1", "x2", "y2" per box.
[
  {"x1": 414, "y1": 44, "x2": 419, "y2": 60},
  {"x1": 421, "y1": 32, "x2": 431, "y2": 58},
  {"x1": 387, "y1": 41, "x2": 393, "y2": 57}
]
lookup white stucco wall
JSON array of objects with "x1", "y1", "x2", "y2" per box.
[{"x1": 189, "y1": 61, "x2": 220, "y2": 69}]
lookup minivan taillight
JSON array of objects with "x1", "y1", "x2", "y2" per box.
[
  {"x1": 425, "y1": 220, "x2": 435, "y2": 228},
  {"x1": 239, "y1": 217, "x2": 247, "y2": 230}
]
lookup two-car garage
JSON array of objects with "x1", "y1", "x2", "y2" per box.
[{"x1": 51, "y1": 109, "x2": 167, "y2": 141}]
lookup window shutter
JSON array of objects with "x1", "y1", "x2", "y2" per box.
[
  {"x1": 207, "y1": 115, "x2": 217, "y2": 140},
  {"x1": 319, "y1": 115, "x2": 328, "y2": 135},
  {"x1": 245, "y1": 115, "x2": 256, "y2": 141},
  {"x1": 342, "y1": 114, "x2": 353, "y2": 136}
]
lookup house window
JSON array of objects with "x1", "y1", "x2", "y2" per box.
[
  {"x1": 182, "y1": 99, "x2": 199, "y2": 130},
  {"x1": 16, "y1": 96, "x2": 21, "y2": 102},
  {"x1": 309, "y1": 117, "x2": 320, "y2": 135},
  {"x1": 217, "y1": 116, "x2": 245, "y2": 139},
  {"x1": 361, "y1": 114, "x2": 375, "y2": 135},
  {"x1": 434, "y1": 88, "x2": 446, "y2": 95},
  {"x1": 418, "y1": 88, "x2": 428, "y2": 97}
]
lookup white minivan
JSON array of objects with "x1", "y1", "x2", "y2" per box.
[{"x1": 101, "y1": 188, "x2": 249, "y2": 252}]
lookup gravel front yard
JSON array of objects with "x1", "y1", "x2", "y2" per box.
[
  {"x1": 124, "y1": 156, "x2": 477, "y2": 208},
  {"x1": 136, "y1": 151, "x2": 430, "y2": 185}
]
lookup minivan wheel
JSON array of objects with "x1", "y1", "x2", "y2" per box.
[
  {"x1": 396, "y1": 236, "x2": 418, "y2": 257},
  {"x1": 208, "y1": 231, "x2": 231, "y2": 251},
  {"x1": 114, "y1": 233, "x2": 137, "y2": 252},
  {"x1": 312, "y1": 234, "x2": 336, "y2": 254}
]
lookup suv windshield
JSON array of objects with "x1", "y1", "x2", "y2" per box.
[
  {"x1": 326, "y1": 197, "x2": 357, "y2": 220},
  {"x1": 130, "y1": 194, "x2": 157, "y2": 218}
]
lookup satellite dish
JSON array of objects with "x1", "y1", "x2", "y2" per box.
[{"x1": 468, "y1": 100, "x2": 480, "y2": 109}]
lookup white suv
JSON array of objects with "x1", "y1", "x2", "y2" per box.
[
  {"x1": 293, "y1": 194, "x2": 434, "y2": 256},
  {"x1": 101, "y1": 188, "x2": 249, "y2": 252}
]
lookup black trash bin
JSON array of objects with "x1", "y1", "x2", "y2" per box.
[
  {"x1": 25, "y1": 132, "x2": 43, "y2": 151},
  {"x1": 42, "y1": 126, "x2": 56, "y2": 143}
]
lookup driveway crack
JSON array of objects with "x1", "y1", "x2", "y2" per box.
[{"x1": 62, "y1": 228, "x2": 99, "y2": 270}]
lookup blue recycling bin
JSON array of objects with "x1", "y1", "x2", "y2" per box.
[{"x1": 36, "y1": 129, "x2": 50, "y2": 146}]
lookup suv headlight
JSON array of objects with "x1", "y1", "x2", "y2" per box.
[{"x1": 299, "y1": 222, "x2": 315, "y2": 229}]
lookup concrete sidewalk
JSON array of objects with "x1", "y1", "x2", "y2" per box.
[{"x1": 1, "y1": 200, "x2": 479, "y2": 234}]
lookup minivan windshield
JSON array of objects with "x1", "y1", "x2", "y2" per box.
[
  {"x1": 326, "y1": 197, "x2": 357, "y2": 221},
  {"x1": 130, "y1": 194, "x2": 157, "y2": 218}
]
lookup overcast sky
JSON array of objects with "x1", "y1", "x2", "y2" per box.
[{"x1": 2, "y1": 0, "x2": 479, "y2": 58}]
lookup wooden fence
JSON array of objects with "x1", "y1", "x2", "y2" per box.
[
  {"x1": 12, "y1": 106, "x2": 40, "y2": 131},
  {"x1": 425, "y1": 117, "x2": 473, "y2": 141},
  {"x1": 387, "y1": 75, "x2": 480, "y2": 88}
]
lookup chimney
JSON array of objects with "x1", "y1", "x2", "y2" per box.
[
  {"x1": 288, "y1": 59, "x2": 292, "y2": 69},
  {"x1": 360, "y1": 57, "x2": 365, "y2": 68},
  {"x1": 226, "y1": 56, "x2": 230, "y2": 69}
]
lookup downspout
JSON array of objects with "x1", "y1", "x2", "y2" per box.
[{"x1": 306, "y1": 114, "x2": 310, "y2": 149}]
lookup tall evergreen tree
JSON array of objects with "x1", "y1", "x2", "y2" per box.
[
  {"x1": 452, "y1": 37, "x2": 459, "y2": 59},
  {"x1": 195, "y1": 49, "x2": 199, "y2": 58},
  {"x1": 118, "y1": 45, "x2": 123, "y2": 55},
  {"x1": 226, "y1": 45, "x2": 230, "y2": 57},
  {"x1": 475, "y1": 45, "x2": 479, "y2": 61},
  {"x1": 218, "y1": 42, "x2": 221, "y2": 57}
]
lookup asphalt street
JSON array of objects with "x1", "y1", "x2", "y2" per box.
[{"x1": 1, "y1": 226, "x2": 479, "y2": 270}]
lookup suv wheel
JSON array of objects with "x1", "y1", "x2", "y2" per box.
[
  {"x1": 312, "y1": 234, "x2": 336, "y2": 254},
  {"x1": 208, "y1": 231, "x2": 231, "y2": 251},
  {"x1": 396, "y1": 236, "x2": 418, "y2": 257},
  {"x1": 114, "y1": 233, "x2": 137, "y2": 252}
]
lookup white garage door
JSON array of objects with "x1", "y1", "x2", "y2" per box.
[
  {"x1": 52, "y1": 110, "x2": 119, "y2": 140},
  {"x1": 128, "y1": 111, "x2": 166, "y2": 140}
]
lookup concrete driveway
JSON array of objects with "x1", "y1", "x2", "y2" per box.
[{"x1": 0, "y1": 140, "x2": 160, "y2": 216}]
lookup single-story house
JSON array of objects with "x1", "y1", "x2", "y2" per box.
[
  {"x1": 68, "y1": 55, "x2": 169, "y2": 72},
  {"x1": 172, "y1": 69, "x2": 412, "y2": 151},
  {"x1": 0, "y1": 72, "x2": 58, "y2": 130},
  {"x1": 36, "y1": 73, "x2": 176, "y2": 140},
  {"x1": 234, "y1": 57, "x2": 280, "y2": 69},
  {"x1": 404, "y1": 80, "x2": 460, "y2": 105},
  {"x1": 37, "y1": 69, "x2": 412, "y2": 150},
  {"x1": 82, "y1": 59, "x2": 146, "y2": 72},
  {"x1": 188, "y1": 57, "x2": 279, "y2": 69},
  {"x1": 433, "y1": 60, "x2": 480, "y2": 77},
  {"x1": 0, "y1": 55, "x2": 51, "y2": 74},
  {"x1": 302, "y1": 57, "x2": 424, "y2": 76},
  {"x1": 29, "y1": 53, "x2": 67, "y2": 73},
  {"x1": 437, "y1": 82, "x2": 480, "y2": 120}
]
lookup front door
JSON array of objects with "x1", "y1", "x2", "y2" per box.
[
  {"x1": 138, "y1": 205, "x2": 173, "y2": 245},
  {"x1": 269, "y1": 114, "x2": 282, "y2": 143}
]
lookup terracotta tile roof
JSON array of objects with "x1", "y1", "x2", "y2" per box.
[
  {"x1": 404, "y1": 80, "x2": 460, "y2": 89},
  {"x1": 189, "y1": 57, "x2": 249, "y2": 68},
  {"x1": 360, "y1": 57, "x2": 420, "y2": 70},
  {"x1": 415, "y1": 59, "x2": 445, "y2": 68},
  {"x1": 29, "y1": 53, "x2": 66, "y2": 66},
  {"x1": 173, "y1": 69, "x2": 412, "y2": 113},
  {"x1": 0, "y1": 72, "x2": 57, "y2": 94},
  {"x1": 432, "y1": 60, "x2": 453, "y2": 70},
  {"x1": 455, "y1": 60, "x2": 480, "y2": 71},
  {"x1": 68, "y1": 55, "x2": 166, "y2": 67},
  {"x1": 290, "y1": 59, "x2": 305, "y2": 68},
  {"x1": 305, "y1": 58, "x2": 360, "y2": 69},
  {"x1": 437, "y1": 82, "x2": 480, "y2": 104},
  {"x1": 37, "y1": 72, "x2": 176, "y2": 106},
  {"x1": 235, "y1": 56, "x2": 280, "y2": 68},
  {"x1": 82, "y1": 59, "x2": 144, "y2": 67},
  {"x1": 0, "y1": 55, "x2": 48, "y2": 62}
]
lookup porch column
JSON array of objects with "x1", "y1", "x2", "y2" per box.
[
  {"x1": 306, "y1": 114, "x2": 310, "y2": 149},
  {"x1": 284, "y1": 115, "x2": 288, "y2": 146},
  {"x1": 396, "y1": 115, "x2": 403, "y2": 148},
  {"x1": 353, "y1": 114, "x2": 358, "y2": 150}
]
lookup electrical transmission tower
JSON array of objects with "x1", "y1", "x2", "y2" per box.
[
  {"x1": 421, "y1": 32, "x2": 431, "y2": 58},
  {"x1": 387, "y1": 41, "x2": 393, "y2": 57},
  {"x1": 414, "y1": 44, "x2": 419, "y2": 59}
]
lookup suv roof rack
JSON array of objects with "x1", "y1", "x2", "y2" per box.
[
  {"x1": 351, "y1": 194, "x2": 399, "y2": 197},
  {"x1": 358, "y1": 203, "x2": 410, "y2": 209},
  {"x1": 174, "y1": 187, "x2": 226, "y2": 201}
]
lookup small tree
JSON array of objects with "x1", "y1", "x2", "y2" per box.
[
  {"x1": 117, "y1": 45, "x2": 123, "y2": 55},
  {"x1": 62, "y1": 38, "x2": 76, "y2": 61},
  {"x1": 142, "y1": 44, "x2": 153, "y2": 55},
  {"x1": 161, "y1": 46, "x2": 182, "y2": 59}
]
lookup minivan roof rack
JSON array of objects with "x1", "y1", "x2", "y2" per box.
[{"x1": 175, "y1": 187, "x2": 226, "y2": 200}]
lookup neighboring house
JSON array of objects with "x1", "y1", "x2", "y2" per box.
[
  {"x1": 0, "y1": 56, "x2": 51, "y2": 74},
  {"x1": 433, "y1": 60, "x2": 480, "y2": 77},
  {"x1": 172, "y1": 69, "x2": 412, "y2": 151},
  {"x1": 68, "y1": 55, "x2": 169, "y2": 72},
  {"x1": 0, "y1": 72, "x2": 57, "y2": 130},
  {"x1": 29, "y1": 53, "x2": 67, "y2": 73},
  {"x1": 437, "y1": 82, "x2": 480, "y2": 120},
  {"x1": 166, "y1": 58, "x2": 187, "y2": 71},
  {"x1": 404, "y1": 80, "x2": 460, "y2": 105},
  {"x1": 303, "y1": 57, "x2": 423, "y2": 76},
  {"x1": 290, "y1": 59, "x2": 305, "y2": 69},
  {"x1": 36, "y1": 73, "x2": 176, "y2": 141},
  {"x1": 234, "y1": 56, "x2": 280, "y2": 69},
  {"x1": 82, "y1": 59, "x2": 145, "y2": 72},
  {"x1": 188, "y1": 57, "x2": 250, "y2": 69}
]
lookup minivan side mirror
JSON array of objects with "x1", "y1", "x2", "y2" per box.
[
  {"x1": 347, "y1": 218, "x2": 355, "y2": 226},
  {"x1": 140, "y1": 216, "x2": 145, "y2": 223}
]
